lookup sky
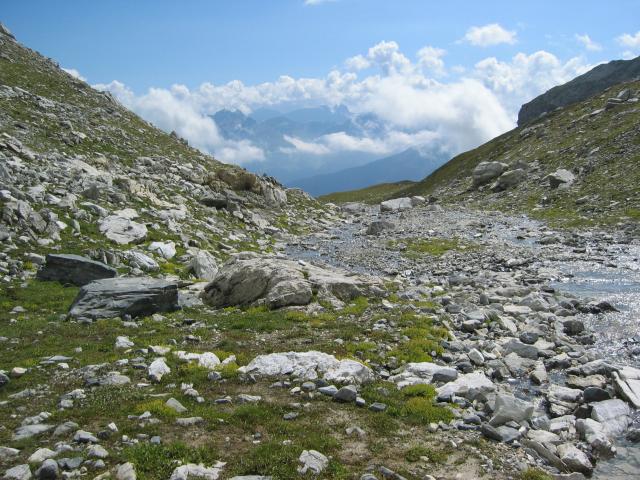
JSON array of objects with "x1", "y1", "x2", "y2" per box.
[{"x1": 3, "y1": 0, "x2": 640, "y2": 167}]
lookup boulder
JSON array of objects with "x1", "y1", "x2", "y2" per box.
[
  {"x1": 576, "y1": 418, "x2": 614, "y2": 457},
  {"x1": 380, "y1": 197, "x2": 413, "y2": 212},
  {"x1": 36, "y1": 254, "x2": 117, "y2": 286},
  {"x1": 365, "y1": 221, "x2": 395, "y2": 236},
  {"x1": 389, "y1": 362, "x2": 458, "y2": 388},
  {"x1": 189, "y1": 250, "x2": 219, "y2": 281},
  {"x1": 202, "y1": 254, "x2": 380, "y2": 309},
  {"x1": 489, "y1": 393, "x2": 534, "y2": 427},
  {"x1": 590, "y1": 398, "x2": 631, "y2": 436},
  {"x1": 556, "y1": 444, "x2": 593, "y2": 475},
  {"x1": 169, "y1": 462, "x2": 225, "y2": 480},
  {"x1": 297, "y1": 450, "x2": 328, "y2": 475},
  {"x1": 238, "y1": 351, "x2": 373, "y2": 384},
  {"x1": 99, "y1": 215, "x2": 147, "y2": 244},
  {"x1": 68, "y1": 278, "x2": 180, "y2": 321},
  {"x1": 492, "y1": 169, "x2": 525, "y2": 191},
  {"x1": 612, "y1": 366, "x2": 640, "y2": 408},
  {"x1": 546, "y1": 169, "x2": 576, "y2": 189},
  {"x1": 123, "y1": 250, "x2": 159, "y2": 272},
  {"x1": 148, "y1": 241, "x2": 176, "y2": 259},
  {"x1": 3, "y1": 465, "x2": 31, "y2": 480},
  {"x1": 472, "y1": 162, "x2": 507, "y2": 187},
  {"x1": 437, "y1": 372, "x2": 495, "y2": 401}
]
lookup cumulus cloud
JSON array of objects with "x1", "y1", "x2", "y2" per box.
[
  {"x1": 473, "y1": 51, "x2": 591, "y2": 113},
  {"x1": 417, "y1": 46, "x2": 446, "y2": 76},
  {"x1": 62, "y1": 68, "x2": 86, "y2": 81},
  {"x1": 617, "y1": 31, "x2": 640, "y2": 58},
  {"x1": 93, "y1": 80, "x2": 265, "y2": 165},
  {"x1": 462, "y1": 23, "x2": 517, "y2": 47},
  {"x1": 575, "y1": 34, "x2": 601, "y2": 52},
  {"x1": 94, "y1": 40, "x2": 589, "y2": 166}
]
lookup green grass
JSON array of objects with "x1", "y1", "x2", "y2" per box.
[
  {"x1": 124, "y1": 442, "x2": 220, "y2": 480},
  {"x1": 518, "y1": 468, "x2": 553, "y2": 480}
]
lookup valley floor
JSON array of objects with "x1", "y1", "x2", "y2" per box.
[{"x1": 2, "y1": 202, "x2": 639, "y2": 480}]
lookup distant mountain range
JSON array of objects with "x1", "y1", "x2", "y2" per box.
[
  {"x1": 289, "y1": 147, "x2": 449, "y2": 196},
  {"x1": 210, "y1": 105, "x2": 448, "y2": 195}
]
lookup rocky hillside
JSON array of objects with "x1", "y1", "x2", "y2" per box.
[
  {"x1": 391, "y1": 78, "x2": 640, "y2": 229},
  {"x1": 0, "y1": 25, "x2": 337, "y2": 283},
  {"x1": 518, "y1": 55, "x2": 640, "y2": 126}
]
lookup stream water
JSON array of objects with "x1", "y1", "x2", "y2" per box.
[{"x1": 551, "y1": 243, "x2": 640, "y2": 479}]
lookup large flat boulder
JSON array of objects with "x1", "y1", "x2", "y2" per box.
[
  {"x1": 99, "y1": 214, "x2": 147, "y2": 244},
  {"x1": 238, "y1": 351, "x2": 374, "y2": 384},
  {"x1": 202, "y1": 254, "x2": 381, "y2": 309},
  {"x1": 389, "y1": 362, "x2": 458, "y2": 388},
  {"x1": 380, "y1": 197, "x2": 413, "y2": 212},
  {"x1": 436, "y1": 372, "x2": 495, "y2": 401},
  {"x1": 36, "y1": 254, "x2": 117, "y2": 286},
  {"x1": 69, "y1": 278, "x2": 179, "y2": 321}
]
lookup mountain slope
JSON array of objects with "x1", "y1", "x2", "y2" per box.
[
  {"x1": 289, "y1": 147, "x2": 448, "y2": 196},
  {"x1": 392, "y1": 79, "x2": 640, "y2": 228},
  {"x1": 0, "y1": 26, "x2": 335, "y2": 281},
  {"x1": 518, "y1": 55, "x2": 640, "y2": 125}
]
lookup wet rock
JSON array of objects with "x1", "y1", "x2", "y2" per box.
[
  {"x1": 590, "y1": 399, "x2": 631, "y2": 435},
  {"x1": 576, "y1": 418, "x2": 614, "y2": 457},
  {"x1": 489, "y1": 393, "x2": 534, "y2": 427},
  {"x1": 612, "y1": 365, "x2": 640, "y2": 408},
  {"x1": 582, "y1": 387, "x2": 610, "y2": 403},
  {"x1": 36, "y1": 254, "x2": 117, "y2": 286},
  {"x1": 563, "y1": 319, "x2": 585, "y2": 336},
  {"x1": 556, "y1": 443, "x2": 593, "y2": 475},
  {"x1": 68, "y1": 278, "x2": 179, "y2": 321},
  {"x1": 437, "y1": 372, "x2": 495, "y2": 401}
]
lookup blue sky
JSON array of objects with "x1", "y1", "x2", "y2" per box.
[
  {"x1": 3, "y1": 1, "x2": 640, "y2": 168},
  {"x1": 4, "y1": 0, "x2": 638, "y2": 91}
]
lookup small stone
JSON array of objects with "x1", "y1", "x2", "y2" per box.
[
  {"x1": 297, "y1": 450, "x2": 328, "y2": 475},
  {"x1": 165, "y1": 398, "x2": 187, "y2": 413},
  {"x1": 334, "y1": 385, "x2": 358, "y2": 403},
  {"x1": 116, "y1": 462, "x2": 137, "y2": 480}
]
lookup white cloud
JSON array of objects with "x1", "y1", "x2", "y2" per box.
[
  {"x1": 575, "y1": 34, "x2": 602, "y2": 51},
  {"x1": 344, "y1": 54, "x2": 370, "y2": 71},
  {"x1": 617, "y1": 31, "x2": 640, "y2": 58},
  {"x1": 93, "y1": 81, "x2": 265, "y2": 165},
  {"x1": 94, "y1": 40, "x2": 590, "y2": 166},
  {"x1": 62, "y1": 68, "x2": 86, "y2": 81},
  {"x1": 617, "y1": 30, "x2": 640, "y2": 49},
  {"x1": 462, "y1": 23, "x2": 517, "y2": 47},
  {"x1": 417, "y1": 46, "x2": 446, "y2": 76},
  {"x1": 473, "y1": 51, "x2": 591, "y2": 113}
]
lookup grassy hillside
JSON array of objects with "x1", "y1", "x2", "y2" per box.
[
  {"x1": 388, "y1": 81, "x2": 640, "y2": 228},
  {"x1": 319, "y1": 181, "x2": 416, "y2": 204}
]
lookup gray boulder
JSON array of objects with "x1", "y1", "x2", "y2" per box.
[
  {"x1": 68, "y1": 278, "x2": 179, "y2": 321},
  {"x1": 202, "y1": 254, "x2": 380, "y2": 309},
  {"x1": 99, "y1": 215, "x2": 147, "y2": 244},
  {"x1": 546, "y1": 169, "x2": 575, "y2": 189},
  {"x1": 380, "y1": 197, "x2": 412, "y2": 212},
  {"x1": 557, "y1": 443, "x2": 593, "y2": 475},
  {"x1": 3, "y1": 464, "x2": 31, "y2": 480},
  {"x1": 492, "y1": 169, "x2": 525, "y2": 191},
  {"x1": 189, "y1": 250, "x2": 219, "y2": 281},
  {"x1": 489, "y1": 393, "x2": 534, "y2": 427},
  {"x1": 36, "y1": 254, "x2": 117, "y2": 286},
  {"x1": 365, "y1": 220, "x2": 395, "y2": 236},
  {"x1": 472, "y1": 162, "x2": 507, "y2": 187}
]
